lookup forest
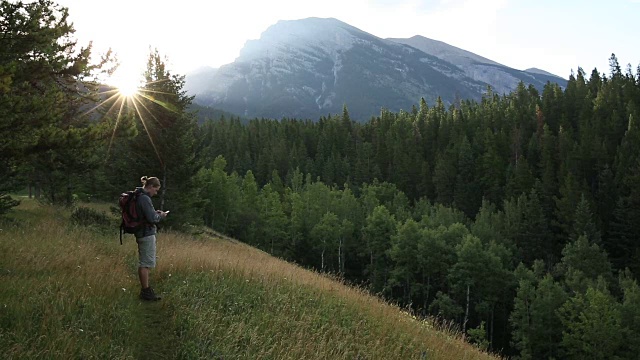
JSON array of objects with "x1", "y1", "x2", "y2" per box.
[{"x1": 2, "y1": 1, "x2": 640, "y2": 358}]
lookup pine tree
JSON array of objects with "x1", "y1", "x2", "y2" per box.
[
  {"x1": 503, "y1": 189, "x2": 552, "y2": 265},
  {"x1": 1, "y1": 0, "x2": 113, "y2": 210},
  {"x1": 479, "y1": 129, "x2": 506, "y2": 206},
  {"x1": 433, "y1": 147, "x2": 457, "y2": 206},
  {"x1": 121, "y1": 49, "x2": 199, "y2": 227},
  {"x1": 570, "y1": 194, "x2": 601, "y2": 244},
  {"x1": 453, "y1": 135, "x2": 479, "y2": 218},
  {"x1": 559, "y1": 235, "x2": 613, "y2": 294}
]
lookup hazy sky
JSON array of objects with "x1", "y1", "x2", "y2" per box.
[{"x1": 55, "y1": 0, "x2": 639, "y2": 82}]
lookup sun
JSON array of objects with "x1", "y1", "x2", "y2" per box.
[
  {"x1": 116, "y1": 80, "x2": 139, "y2": 97},
  {"x1": 109, "y1": 66, "x2": 142, "y2": 97}
]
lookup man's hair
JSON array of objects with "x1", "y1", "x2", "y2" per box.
[{"x1": 141, "y1": 176, "x2": 161, "y2": 188}]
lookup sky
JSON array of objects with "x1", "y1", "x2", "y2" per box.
[{"x1": 54, "y1": 0, "x2": 640, "y2": 84}]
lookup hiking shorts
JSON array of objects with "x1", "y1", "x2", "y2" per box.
[{"x1": 136, "y1": 235, "x2": 156, "y2": 268}]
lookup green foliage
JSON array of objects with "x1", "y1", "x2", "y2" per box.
[
  {"x1": 429, "y1": 291, "x2": 463, "y2": 320},
  {"x1": 310, "y1": 211, "x2": 341, "y2": 271},
  {"x1": 467, "y1": 321, "x2": 490, "y2": 351},
  {"x1": 0, "y1": 0, "x2": 113, "y2": 210},
  {"x1": 70, "y1": 206, "x2": 113, "y2": 230},
  {"x1": 502, "y1": 188, "x2": 552, "y2": 265},
  {"x1": 619, "y1": 271, "x2": 640, "y2": 356},
  {"x1": 559, "y1": 235, "x2": 613, "y2": 293},
  {"x1": 510, "y1": 270, "x2": 567, "y2": 360},
  {"x1": 0, "y1": 194, "x2": 20, "y2": 216},
  {"x1": 558, "y1": 285, "x2": 626, "y2": 359},
  {"x1": 6, "y1": 16, "x2": 640, "y2": 356},
  {"x1": 388, "y1": 219, "x2": 422, "y2": 303},
  {"x1": 258, "y1": 183, "x2": 289, "y2": 256},
  {"x1": 570, "y1": 194, "x2": 601, "y2": 244},
  {"x1": 362, "y1": 205, "x2": 396, "y2": 294}
]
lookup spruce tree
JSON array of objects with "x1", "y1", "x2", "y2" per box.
[{"x1": 1, "y1": 0, "x2": 113, "y2": 209}]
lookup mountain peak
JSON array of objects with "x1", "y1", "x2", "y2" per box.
[
  {"x1": 189, "y1": 18, "x2": 566, "y2": 121},
  {"x1": 238, "y1": 17, "x2": 369, "y2": 63}
]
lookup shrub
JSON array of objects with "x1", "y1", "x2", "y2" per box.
[{"x1": 71, "y1": 206, "x2": 114, "y2": 231}]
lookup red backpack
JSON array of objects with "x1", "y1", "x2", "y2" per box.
[{"x1": 118, "y1": 189, "x2": 147, "y2": 244}]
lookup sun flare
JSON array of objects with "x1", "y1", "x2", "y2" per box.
[
  {"x1": 109, "y1": 67, "x2": 142, "y2": 97},
  {"x1": 112, "y1": 77, "x2": 140, "y2": 97}
]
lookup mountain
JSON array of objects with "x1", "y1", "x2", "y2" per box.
[
  {"x1": 524, "y1": 67, "x2": 559, "y2": 77},
  {"x1": 188, "y1": 18, "x2": 566, "y2": 121},
  {"x1": 388, "y1": 35, "x2": 566, "y2": 95},
  {"x1": 184, "y1": 66, "x2": 218, "y2": 95}
]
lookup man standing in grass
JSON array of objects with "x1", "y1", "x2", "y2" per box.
[{"x1": 136, "y1": 176, "x2": 168, "y2": 301}]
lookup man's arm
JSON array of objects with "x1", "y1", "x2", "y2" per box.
[{"x1": 139, "y1": 195, "x2": 163, "y2": 223}]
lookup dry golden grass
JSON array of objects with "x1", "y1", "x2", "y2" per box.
[
  {"x1": 0, "y1": 200, "x2": 500, "y2": 359},
  {"x1": 156, "y1": 230, "x2": 499, "y2": 359}
]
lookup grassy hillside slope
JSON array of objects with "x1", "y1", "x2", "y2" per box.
[{"x1": 0, "y1": 200, "x2": 499, "y2": 359}]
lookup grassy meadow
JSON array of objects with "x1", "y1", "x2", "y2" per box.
[{"x1": 0, "y1": 199, "x2": 499, "y2": 359}]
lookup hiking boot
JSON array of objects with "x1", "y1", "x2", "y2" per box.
[{"x1": 140, "y1": 287, "x2": 162, "y2": 301}]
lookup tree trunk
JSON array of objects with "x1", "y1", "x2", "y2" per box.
[
  {"x1": 65, "y1": 176, "x2": 72, "y2": 207},
  {"x1": 463, "y1": 284, "x2": 470, "y2": 337},
  {"x1": 424, "y1": 276, "x2": 431, "y2": 314},
  {"x1": 405, "y1": 277, "x2": 410, "y2": 304},
  {"x1": 490, "y1": 306, "x2": 494, "y2": 350},
  {"x1": 321, "y1": 244, "x2": 325, "y2": 271},
  {"x1": 160, "y1": 165, "x2": 167, "y2": 210},
  {"x1": 338, "y1": 237, "x2": 343, "y2": 274}
]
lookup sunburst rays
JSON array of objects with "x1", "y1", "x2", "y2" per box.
[{"x1": 84, "y1": 80, "x2": 183, "y2": 167}]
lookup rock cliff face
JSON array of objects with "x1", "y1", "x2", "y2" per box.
[
  {"x1": 188, "y1": 18, "x2": 566, "y2": 121},
  {"x1": 388, "y1": 35, "x2": 565, "y2": 96}
]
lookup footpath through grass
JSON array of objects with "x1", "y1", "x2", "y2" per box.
[{"x1": 0, "y1": 200, "x2": 499, "y2": 359}]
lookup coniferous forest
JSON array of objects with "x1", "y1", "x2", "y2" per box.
[{"x1": 3, "y1": 1, "x2": 640, "y2": 358}]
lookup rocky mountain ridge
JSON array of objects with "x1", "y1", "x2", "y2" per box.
[{"x1": 186, "y1": 17, "x2": 566, "y2": 121}]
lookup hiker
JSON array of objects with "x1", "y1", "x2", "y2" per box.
[{"x1": 135, "y1": 176, "x2": 168, "y2": 301}]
